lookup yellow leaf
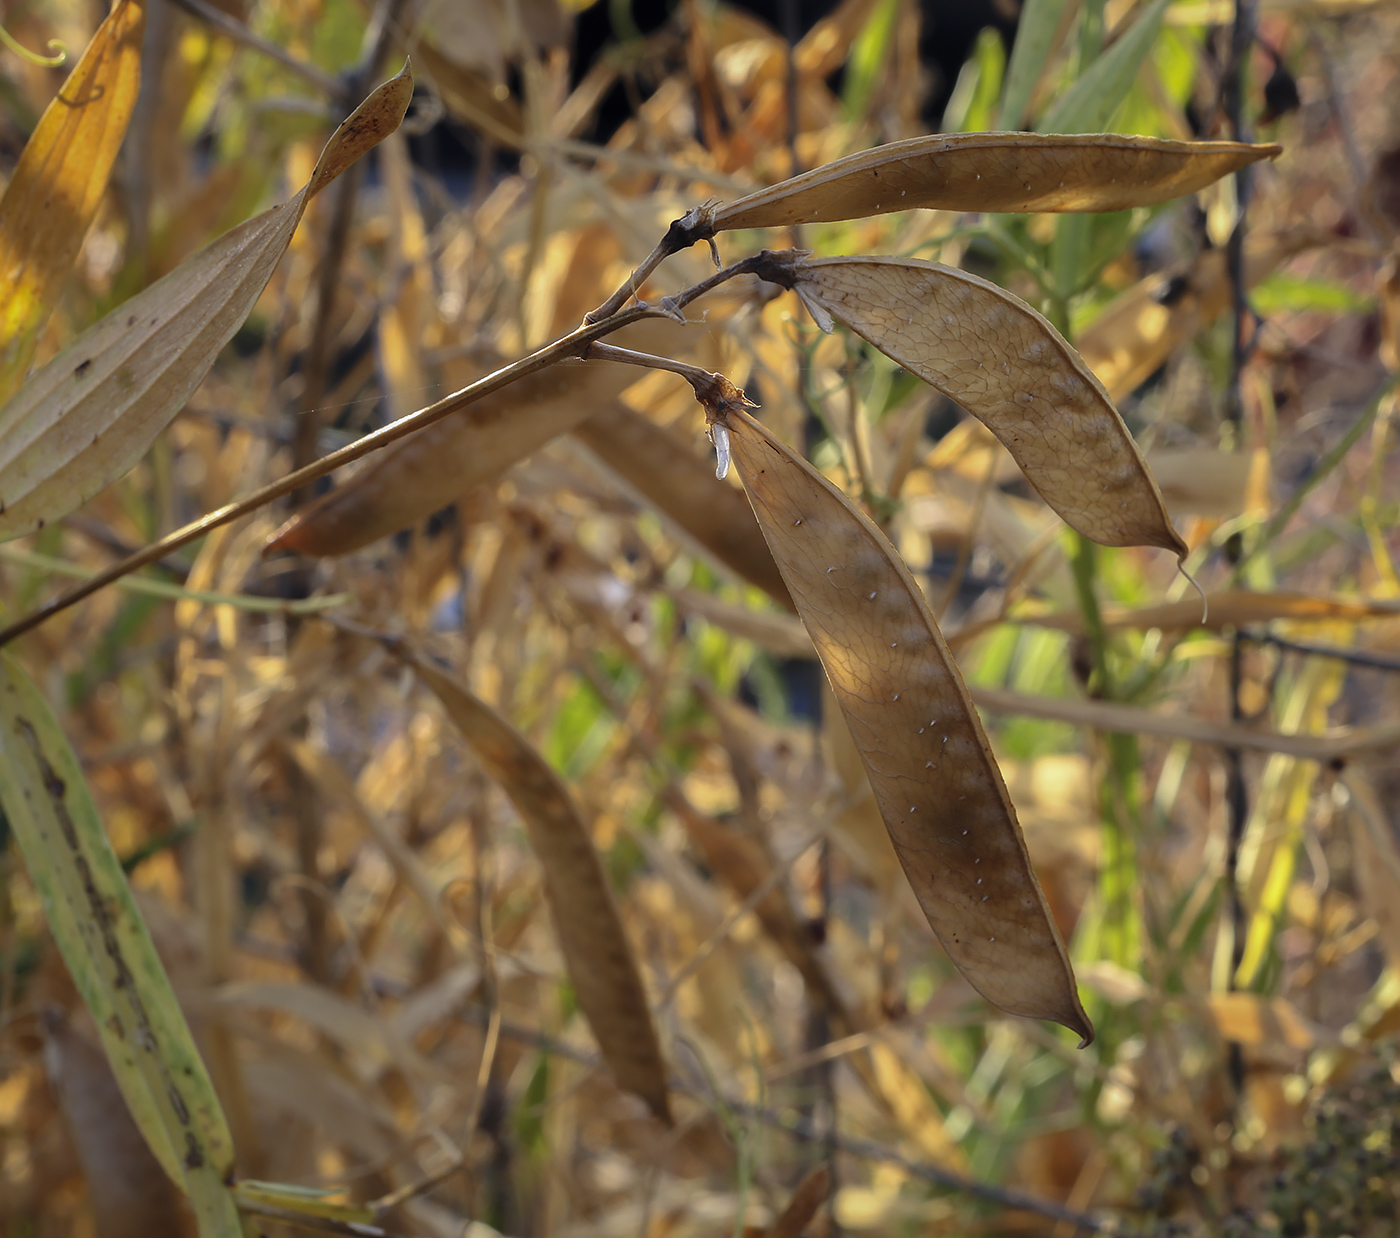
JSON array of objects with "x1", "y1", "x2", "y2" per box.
[
  {"x1": 0, "y1": 63, "x2": 414, "y2": 542},
  {"x1": 0, "y1": 0, "x2": 145, "y2": 401}
]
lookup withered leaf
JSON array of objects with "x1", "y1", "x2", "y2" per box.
[
  {"x1": 398, "y1": 645, "x2": 672, "y2": 1122},
  {"x1": 789, "y1": 255, "x2": 1184, "y2": 554},
  {"x1": 718, "y1": 407, "x2": 1092, "y2": 1043},
  {"x1": 0, "y1": 64, "x2": 414, "y2": 543},
  {"x1": 268, "y1": 321, "x2": 691, "y2": 557},
  {"x1": 762, "y1": 1164, "x2": 829, "y2": 1238},
  {"x1": 712, "y1": 132, "x2": 1279, "y2": 232},
  {"x1": 571, "y1": 404, "x2": 793, "y2": 610},
  {"x1": 0, "y1": 0, "x2": 145, "y2": 403}
]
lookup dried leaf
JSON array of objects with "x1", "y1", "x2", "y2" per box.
[
  {"x1": 716, "y1": 407, "x2": 1091, "y2": 1042},
  {"x1": 1207, "y1": 993, "x2": 1321, "y2": 1054},
  {"x1": 0, "y1": 654, "x2": 240, "y2": 1233},
  {"x1": 789, "y1": 255, "x2": 1184, "y2": 553},
  {"x1": 763, "y1": 1164, "x2": 828, "y2": 1238},
  {"x1": 0, "y1": 63, "x2": 414, "y2": 543},
  {"x1": 0, "y1": 0, "x2": 145, "y2": 402},
  {"x1": 268, "y1": 322, "x2": 690, "y2": 557},
  {"x1": 572, "y1": 404, "x2": 794, "y2": 609},
  {"x1": 711, "y1": 133, "x2": 1279, "y2": 231},
  {"x1": 398, "y1": 646, "x2": 672, "y2": 1122}
]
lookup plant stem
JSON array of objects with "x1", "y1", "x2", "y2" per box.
[{"x1": 0, "y1": 257, "x2": 771, "y2": 648}]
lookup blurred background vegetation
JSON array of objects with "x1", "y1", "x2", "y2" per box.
[{"x1": 1, "y1": 0, "x2": 1400, "y2": 1234}]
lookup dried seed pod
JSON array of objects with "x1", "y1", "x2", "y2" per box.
[
  {"x1": 398, "y1": 646, "x2": 672, "y2": 1122},
  {"x1": 788, "y1": 255, "x2": 1185, "y2": 555},
  {"x1": 713, "y1": 132, "x2": 1280, "y2": 231},
  {"x1": 714, "y1": 405, "x2": 1092, "y2": 1043}
]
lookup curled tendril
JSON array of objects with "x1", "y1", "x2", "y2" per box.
[{"x1": 0, "y1": 25, "x2": 66, "y2": 67}]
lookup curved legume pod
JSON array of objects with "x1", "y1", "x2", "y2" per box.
[
  {"x1": 400, "y1": 646, "x2": 672, "y2": 1122},
  {"x1": 712, "y1": 132, "x2": 1280, "y2": 232},
  {"x1": 718, "y1": 405, "x2": 1092, "y2": 1044},
  {"x1": 791, "y1": 255, "x2": 1185, "y2": 555}
]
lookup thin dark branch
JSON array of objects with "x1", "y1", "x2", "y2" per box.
[
  {"x1": 1246, "y1": 630, "x2": 1400, "y2": 673},
  {"x1": 441, "y1": 1002, "x2": 1106, "y2": 1234},
  {"x1": 1221, "y1": 0, "x2": 1257, "y2": 1100}
]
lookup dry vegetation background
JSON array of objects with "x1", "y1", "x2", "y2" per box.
[{"x1": 2, "y1": 0, "x2": 1400, "y2": 1235}]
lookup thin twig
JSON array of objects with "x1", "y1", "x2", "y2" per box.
[
  {"x1": 1245, "y1": 631, "x2": 1400, "y2": 674},
  {"x1": 437, "y1": 1001, "x2": 1104, "y2": 1233},
  {"x1": 166, "y1": 0, "x2": 346, "y2": 100},
  {"x1": 1220, "y1": 0, "x2": 1258, "y2": 1099},
  {"x1": 584, "y1": 204, "x2": 725, "y2": 322},
  {"x1": 0, "y1": 256, "x2": 778, "y2": 648}
]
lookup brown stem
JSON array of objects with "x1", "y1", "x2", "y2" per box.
[
  {"x1": 0, "y1": 261, "x2": 763, "y2": 648},
  {"x1": 582, "y1": 203, "x2": 722, "y2": 322}
]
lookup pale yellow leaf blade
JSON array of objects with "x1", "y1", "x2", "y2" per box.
[
  {"x1": 791, "y1": 255, "x2": 1184, "y2": 554},
  {"x1": 712, "y1": 133, "x2": 1280, "y2": 231},
  {"x1": 0, "y1": 0, "x2": 145, "y2": 402},
  {"x1": 399, "y1": 647, "x2": 672, "y2": 1122},
  {"x1": 0, "y1": 654, "x2": 241, "y2": 1234},
  {"x1": 718, "y1": 407, "x2": 1092, "y2": 1043},
  {"x1": 0, "y1": 63, "x2": 414, "y2": 543}
]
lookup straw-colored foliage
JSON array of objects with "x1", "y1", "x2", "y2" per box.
[{"x1": 1, "y1": 0, "x2": 1399, "y2": 1235}]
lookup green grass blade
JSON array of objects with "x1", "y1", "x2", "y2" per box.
[
  {"x1": 1037, "y1": 0, "x2": 1169, "y2": 135},
  {"x1": 997, "y1": 0, "x2": 1070, "y2": 129},
  {"x1": 0, "y1": 653, "x2": 240, "y2": 1236}
]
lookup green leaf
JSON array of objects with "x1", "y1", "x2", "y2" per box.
[
  {"x1": 842, "y1": 0, "x2": 901, "y2": 121},
  {"x1": 0, "y1": 654, "x2": 241, "y2": 1237},
  {"x1": 998, "y1": 0, "x2": 1070, "y2": 129},
  {"x1": 1038, "y1": 0, "x2": 1171, "y2": 135},
  {"x1": 1251, "y1": 273, "x2": 1374, "y2": 316},
  {"x1": 0, "y1": 64, "x2": 413, "y2": 544}
]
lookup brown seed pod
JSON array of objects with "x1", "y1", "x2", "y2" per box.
[
  {"x1": 787, "y1": 254, "x2": 1186, "y2": 555},
  {"x1": 400, "y1": 646, "x2": 672, "y2": 1122},
  {"x1": 713, "y1": 404, "x2": 1092, "y2": 1044},
  {"x1": 713, "y1": 132, "x2": 1281, "y2": 231}
]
